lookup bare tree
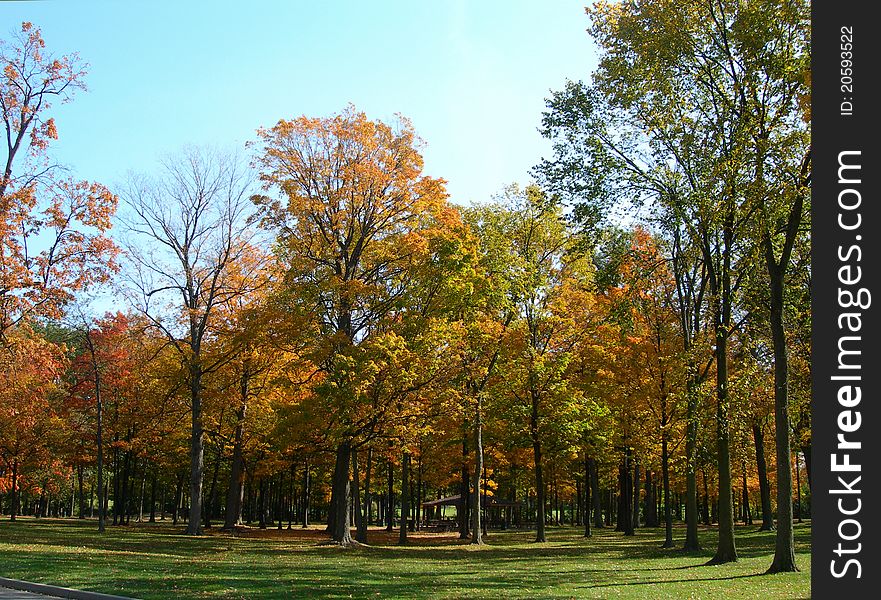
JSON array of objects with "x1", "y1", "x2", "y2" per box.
[{"x1": 119, "y1": 147, "x2": 261, "y2": 535}]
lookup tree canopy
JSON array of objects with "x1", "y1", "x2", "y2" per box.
[{"x1": 0, "y1": 5, "x2": 810, "y2": 588}]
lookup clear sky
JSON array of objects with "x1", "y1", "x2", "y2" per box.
[{"x1": 2, "y1": 0, "x2": 597, "y2": 205}]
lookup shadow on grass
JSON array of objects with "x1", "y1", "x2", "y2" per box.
[
  {"x1": 0, "y1": 518, "x2": 811, "y2": 599},
  {"x1": 585, "y1": 571, "x2": 764, "y2": 589}
]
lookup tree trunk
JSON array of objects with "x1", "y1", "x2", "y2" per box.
[
  {"x1": 801, "y1": 444, "x2": 812, "y2": 493},
  {"x1": 277, "y1": 471, "x2": 285, "y2": 529},
  {"x1": 662, "y1": 433, "x2": 673, "y2": 548},
  {"x1": 709, "y1": 325, "x2": 737, "y2": 564},
  {"x1": 223, "y1": 398, "x2": 248, "y2": 530},
  {"x1": 583, "y1": 455, "x2": 591, "y2": 537},
  {"x1": 795, "y1": 451, "x2": 802, "y2": 523},
  {"x1": 481, "y1": 462, "x2": 488, "y2": 536},
  {"x1": 554, "y1": 473, "x2": 560, "y2": 526},
  {"x1": 606, "y1": 490, "x2": 613, "y2": 527},
  {"x1": 386, "y1": 459, "x2": 395, "y2": 532},
  {"x1": 643, "y1": 470, "x2": 654, "y2": 527},
  {"x1": 138, "y1": 466, "x2": 147, "y2": 522},
  {"x1": 120, "y1": 443, "x2": 131, "y2": 525},
  {"x1": 301, "y1": 460, "x2": 310, "y2": 528},
  {"x1": 701, "y1": 468, "x2": 710, "y2": 525},
  {"x1": 257, "y1": 477, "x2": 267, "y2": 529},
  {"x1": 766, "y1": 257, "x2": 798, "y2": 572},
  {"x1": 204, "y1": 444, "x2": 222, "y2": 529},
  {"x1": 353, "y1": 449, "x2": 367, "y2": 543},
  {"x1": 244, "y1": 472, "x2": 253, "y2": 524},
  {"x1": 9, "y1": 459, "x2": 18, "y2": 522},
  {"x1": 103, "y1": 478, "x2": 110, "y2": 525},
  {"x1": 37, "y1": 485, "x2": 45, "y2": 518},
  {"x1": 160, "y1": 484, "x2": 166, "y2": 520},
  {"x1": 590, "y1": 458, "x2": 603, "y2": 528},
  {"x1": 187, "y1": 362, "x2": 205, "y2": 535},
  {"x1": 77, "y1": 465, "x2": 85, "y2": 519},
  {"x1": 416, "y1": 448, "x2": 423, "y2": 530},
  {"x1": 471, "y1": 393, "x2": 484, "y2": 545},
  {"x1": 458, "y1": 432, "x2": 469, "y2": 539},
  {"x1": 364, "y1": 448, "x2": 372, "y2": 527},
  {"x1": 531, "y1": 391, "x2": 546, "y2": 543},
  {"x1": 684, "y1": 376, "x2": 701, "y2": 550},
  {"x1": 172, "y1": 473, "x2": 182, "y2": 525},
  {"x1": 398, "y1": 451, "x2": 410, "y2": 544},
  {"x1": 623, "y1": 451, "x2": 634, "y2": 536},
  {"x1": 741, "y1": 460, "x2": 752, "y2": 525},
  {"x1": 329, "y1": 442, "x2": 353, "y2": 545},
  {"x1": 112, "y1": 441, "x2": 120, "y2": 525},
  {"x1": 149, "y1": 471, "x2": 157, "y2": 523},
  {"x1": 616, "y1": 465, "x2": 625, "y2": 532},
  {"x1": 288, "y1": 463, "x2": 295, "y2": 529},
  {"x1": 127, "y1": 454, "x2": 139, "y2": 524},
  {"x1": 85, "y1": 331, "x2": 106, "y2": 532},
  {"x1": 631, "y1": 459, "x2": 641, "y2": 530},
  {"x1": 753, "y1": 422, "x2": 774, "y2": 530}
]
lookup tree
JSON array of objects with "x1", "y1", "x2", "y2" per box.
[
  {"x1": 121, "y1": 147, "x2": 263, "y2": 535},
  {"x1": 483, "y1": 185, "x2": 593, "y2": 543},
  {"x1": 218, "y1": 274, "x2": 312, "y2": 531},
  {"x1": 255, "y1": 105, "x2": 450, "y2": 545},
  {"x1": 67, "y1": 312, "x2": 140, "y2": 532},
  {"x1": 453, "y1": 205, "x2": 519, "y2": 545},
  {"x1": 584, "y1": 0, "x2": 810, "y2": 568},
  {"x1": 585, "y1": 0, "x2": 747, "y2": 557},
  {"x1": 620, "y1": 229, "x2": 688, "y2": 547},
  {"x1": 669, "y1": 222, "x2": 713, "y2": 551},
  {"x1": 1, "y1": 22, "x2": 118, "y2": 340},
  {"x1": 0, "y1": 325, "x2": 65, "y2": 521},
  {"x1": 730, "y1": 0, "x2": 810, "y2": 572},
  {"x1": 537, "y1": 0, "x2": 793, "y2": 562}
]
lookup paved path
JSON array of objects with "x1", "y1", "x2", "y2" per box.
[
  {"x1": 0, "y1": 587, "x2": 62, "y2": 599},
  {"x1": 0, "y1": 579, "x2": 134, "y2": 600}
]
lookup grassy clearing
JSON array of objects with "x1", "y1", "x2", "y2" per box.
[{"x1": 0, "y1": 518, "x2": 810, "y2": 599}]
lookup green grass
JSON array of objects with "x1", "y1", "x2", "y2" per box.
[{"x1": 0, "y1": 518, "x2": 810, "y2": 599}]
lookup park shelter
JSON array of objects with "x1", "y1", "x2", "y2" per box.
[{"x1": 421, "y1": 495, "x2": 524, "y2": 529}]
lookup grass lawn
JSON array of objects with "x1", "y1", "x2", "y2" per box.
[{"x1": 0, "y1": 518, "x2": 810, "y2": 599}]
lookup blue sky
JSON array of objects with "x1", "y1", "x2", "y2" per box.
[{"x1": 2, "y1": 0, "x2": 597, "y2": 205}]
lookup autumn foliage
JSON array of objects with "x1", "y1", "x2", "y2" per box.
[{"x1": 0, "y1": 12, "x2": 809, "y2": 579}]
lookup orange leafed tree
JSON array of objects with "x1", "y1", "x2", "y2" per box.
[
  {"x1": 0, "y1": 326, "x2": 66, "y2": 520},
  {"x1": 255, "y1": 105, "x2": 450, "y2": 545},
  {"x1": 1, "y1": 22, "x2": 118, "y2": 338},
  {"x1": 65, "y1": 312, "x2": 143, "y2": 530}
]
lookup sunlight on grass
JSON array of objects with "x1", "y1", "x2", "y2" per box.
[{"x1": 0, "y1": 519, "x2": 810, "y2": 599}]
